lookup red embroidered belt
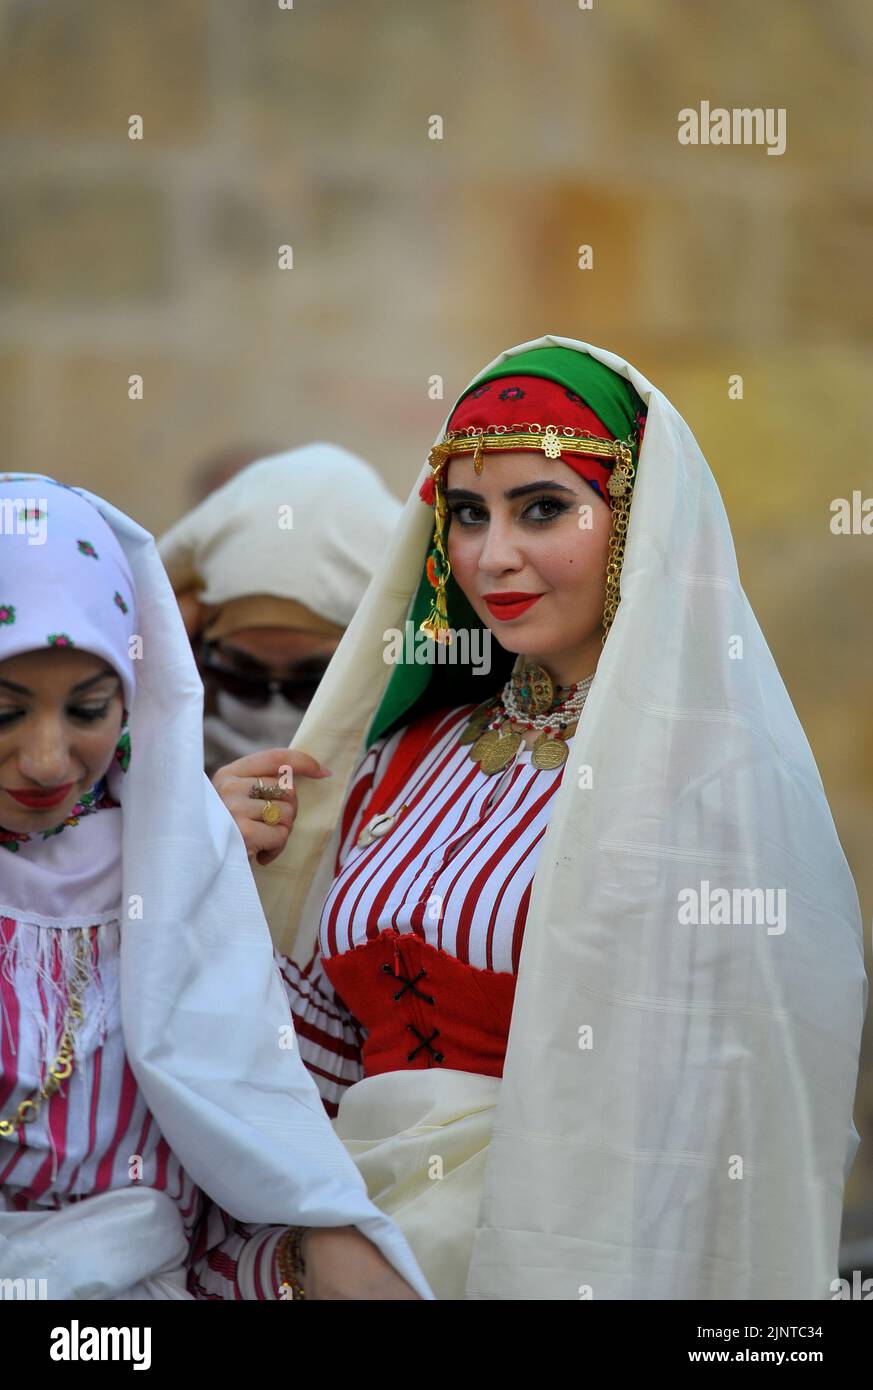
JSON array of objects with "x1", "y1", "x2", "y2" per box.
[{"x1": 322, "y1": 932, "x2": 517, "y2": 1079}]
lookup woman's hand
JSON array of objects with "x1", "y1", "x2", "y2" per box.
[
  {"x1": 300, "y1": 1226, "x2": 422, "y2": 1301},
  {"x1": 212, "y1": 747, "x2": 332, "y2": 866}
]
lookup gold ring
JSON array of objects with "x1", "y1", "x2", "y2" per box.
[
  {"x1": 250, "y1": 779, "x2": 286, "y2": 801},
  {"x1": 261, "y1": 800, "x2": 281, "y2": 826}
]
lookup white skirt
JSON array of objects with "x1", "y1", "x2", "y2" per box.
[{"x1": 333, "y1": 1068, "x2": 500, "y2": 1300}]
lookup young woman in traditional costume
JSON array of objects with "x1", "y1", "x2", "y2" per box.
[
  {"x1": 0, "y1": 475, "x2": 429, "y2": 1300},
  {"x1": 223, "y1": 337, "x2": 867, "y2": 1301}
]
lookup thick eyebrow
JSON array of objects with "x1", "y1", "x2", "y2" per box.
[
  {"x1": 443, "y1": 479, "x2": 578, "y2": 503},
  {"x1": 0, "y1": 670, "x2": 119, "y2": 697}
]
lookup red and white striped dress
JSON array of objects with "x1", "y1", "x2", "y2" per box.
[
  {"x1": 0, "y1": 917, "x2": 291, "y2": 1299},
  {"x1": 284, "y1": 701, "x2": 571, "y2": 1117}
]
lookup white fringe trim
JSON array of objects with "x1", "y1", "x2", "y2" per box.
[{"x1": 0, "y1": 920, "x2": 119, "y2": 1181}]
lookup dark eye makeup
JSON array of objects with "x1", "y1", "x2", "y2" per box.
[
  {"x1": 68, "y1": 702, "x2": 112, "y2": 723},
  {"x1": 0, "y1": 700, "x2": 113, "y2": 727},
  {"x1": 446, "y1": 495, "x2": 570, "y2": 527}
]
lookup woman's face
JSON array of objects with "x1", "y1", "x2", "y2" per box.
[
  {"x1": 445, "y1": 450, "x2": 613, "y2": 684},
  {"x1": 0, "y1": 649, "x2": 124, "y2": 832}
]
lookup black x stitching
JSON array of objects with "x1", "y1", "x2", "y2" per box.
[
  {"x1": 381, "y1": 962, "x2": 435, "y2": 1005},
  {"x1": 406, "y1": 1025, "x2": 444, "y2": 1064}
]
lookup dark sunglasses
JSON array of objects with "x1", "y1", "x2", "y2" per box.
[{"x1": 201, "y1": 650, "x2": 327, "y2": 709}]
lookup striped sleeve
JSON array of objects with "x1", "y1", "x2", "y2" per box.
[
  {"x1": 272, "y1": 727, "x2": 405, "y2": 1118},
  {"x1": 187, "y1": 1200, "x2": 285, "y2": 1300},
  {"x1": 275, "y1": 947, "x2": 365, "y2": 1119}
]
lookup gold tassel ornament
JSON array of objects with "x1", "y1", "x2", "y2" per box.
[{"x1": 419, "y1": 448, "x2": 454, "y2": 644}]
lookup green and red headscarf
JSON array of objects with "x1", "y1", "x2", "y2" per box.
[
  {"x1": 367, "y1": 346, "x2": 647, "y2": 745},
  {"x1": 418, "y1": 346, "x2": 647, "y2": 642}
]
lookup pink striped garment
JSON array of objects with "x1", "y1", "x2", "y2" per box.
[
  {"x1": 284, "y1": 702, "x2": 570, "y2": 1116},
  {"x1": 0, "y1": 917, "x2": 286, "y2": 1299}
]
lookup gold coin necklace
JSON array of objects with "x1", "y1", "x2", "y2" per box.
[
  {"x1": 0, "y1": 929, "x2": 90, "y2": 1138},
  {"x1": 465, "y1": 660, "x2": 596, "y2": 775}
]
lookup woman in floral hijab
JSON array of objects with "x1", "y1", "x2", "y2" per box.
[{"x1": 0, "y1": 474, "x2": 430, "y2": 1301}]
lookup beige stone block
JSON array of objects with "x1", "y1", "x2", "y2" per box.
[
  {"x1": 19, "y1": 352, "x2": 240, "y2": 537},
  {"x1": 658, "y1": 349, "x2": 872, "y2": 531},
  {"x1": 785, "y1": 194, "x2": 873, "y2": 341},
  {"x1": 0, "y1": 176, "x2": 172, "y2": 303},
  {"x1": 0, "y1": 0, "x2": 209, "y2": 142},
  {"x1": 0, "y1": 350, "x2": 28, "y2": 464}
]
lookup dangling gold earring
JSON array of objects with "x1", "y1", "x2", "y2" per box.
[
  {"x1": 420, "y1": 455, "x2": 454, "y2": 644},
  {"x1": 601, "y1": 443, "x2": 636, "y2": 643}
]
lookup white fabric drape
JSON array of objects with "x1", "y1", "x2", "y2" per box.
[
  {"x1": 157, "y1": 443, "x2": 402, "y2": 629},
  {"x1": 253, "y1": 337, "x2": 868, "y2": 1300},
  {"x1": 0, "y1": 1188, "x2": 191, "y2": 1300}
]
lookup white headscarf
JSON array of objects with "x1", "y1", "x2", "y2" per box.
[
  {"x1": 158, "y1": 443, "x2": 402, "y2": 770},
  {"x1": 0, "y1": 477, "x2": 135, "y2": 928},
  {"x1": 0, "y1": 473, "x2": 431, "y2": 1299},
  {"x1": 252, "y1": 336, "x2": 868, "y2": 1300}
]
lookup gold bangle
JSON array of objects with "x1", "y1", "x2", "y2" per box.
[{"x1": 277, "y1": 1226, "x2": 307, "y2": 1300}]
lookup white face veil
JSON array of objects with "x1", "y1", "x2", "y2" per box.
[
  {"x1": 254, "y1": 335, "x2": 867, "y2": 1300},
  {"x1": 0, "y1": 474, "x2": 431, "y2": 1299}
]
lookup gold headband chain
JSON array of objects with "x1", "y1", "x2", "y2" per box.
[
  {"x1": 428, "y1": 423, "x2": 633, "y2": 474},
  {"x1": 420, "y1": 425, "x2": 637, "y2": 645}
]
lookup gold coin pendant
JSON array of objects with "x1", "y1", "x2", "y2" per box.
[
  {"x1": 469, "y1": 728, "x2": 500, "y2": 763},
  {"x1": 531, "y1": 733, "x2": 570, "y2": 770},
  {"x1": 480, "y1": 730, "x2": 523, "y2": 774},
  {"x1": 459, "y1": 701, "x2": 498, "y2": 746}
]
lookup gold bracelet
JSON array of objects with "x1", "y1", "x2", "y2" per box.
[{"x1": 276, "y1": 1226, "x2": 307, "y2": 1300}]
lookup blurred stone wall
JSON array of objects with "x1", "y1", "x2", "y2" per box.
[{"x1": 1, "y1": 0, "x2": 871, "y2": 1216}]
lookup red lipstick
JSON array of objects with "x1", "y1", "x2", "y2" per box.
[
  {"x1": 5, "y1": 783, "x2": 74, "y2": 810},
  {"x1": 482, "y1": 591, "x2": 545, "y2": 621}
]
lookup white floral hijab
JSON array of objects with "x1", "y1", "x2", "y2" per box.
[{"x1": 0, "y1": 475, "x2": 135, "y2": 926}]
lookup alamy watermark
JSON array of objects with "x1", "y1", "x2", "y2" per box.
[
  {"x1": 678, "y1": 880, "x2": 787, "y2": 935},
  {"x1": 678, "y1": 102, "x2": 786, "y2": 156},
  {"x1": 0, "y1": 496, "x2": 48, "y2": 546},
  {"x1": 50, "y1": 1319, "x2": 151, "y2": 1369},
  {"x1": 0, "y1": 1276, "x2": 48, "y2": 1299},
  {"x1": 383, "y1": 621, "x2": 492, "y2": 674}
]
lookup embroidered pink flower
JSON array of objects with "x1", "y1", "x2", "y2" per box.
[
  {"x1": 77, "y1": 539, "x2": 99, "y2": 559},
  {"x1": 114, "y1": 591, "x2": 129, "y2": 614},
  {"x1": 47, "y1": 633, "x2": 74, "y2": 646},
  {"x1": 0, "y1": 604, "x2": 14, "y2": 625}
]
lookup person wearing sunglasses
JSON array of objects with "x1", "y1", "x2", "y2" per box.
[{"x1": 159, "y1": 444, "x2": 402, "y2": 864}]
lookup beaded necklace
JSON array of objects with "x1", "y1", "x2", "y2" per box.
[{"x1": 461, "y1": 659, "x2": 595, "y2": 773}]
